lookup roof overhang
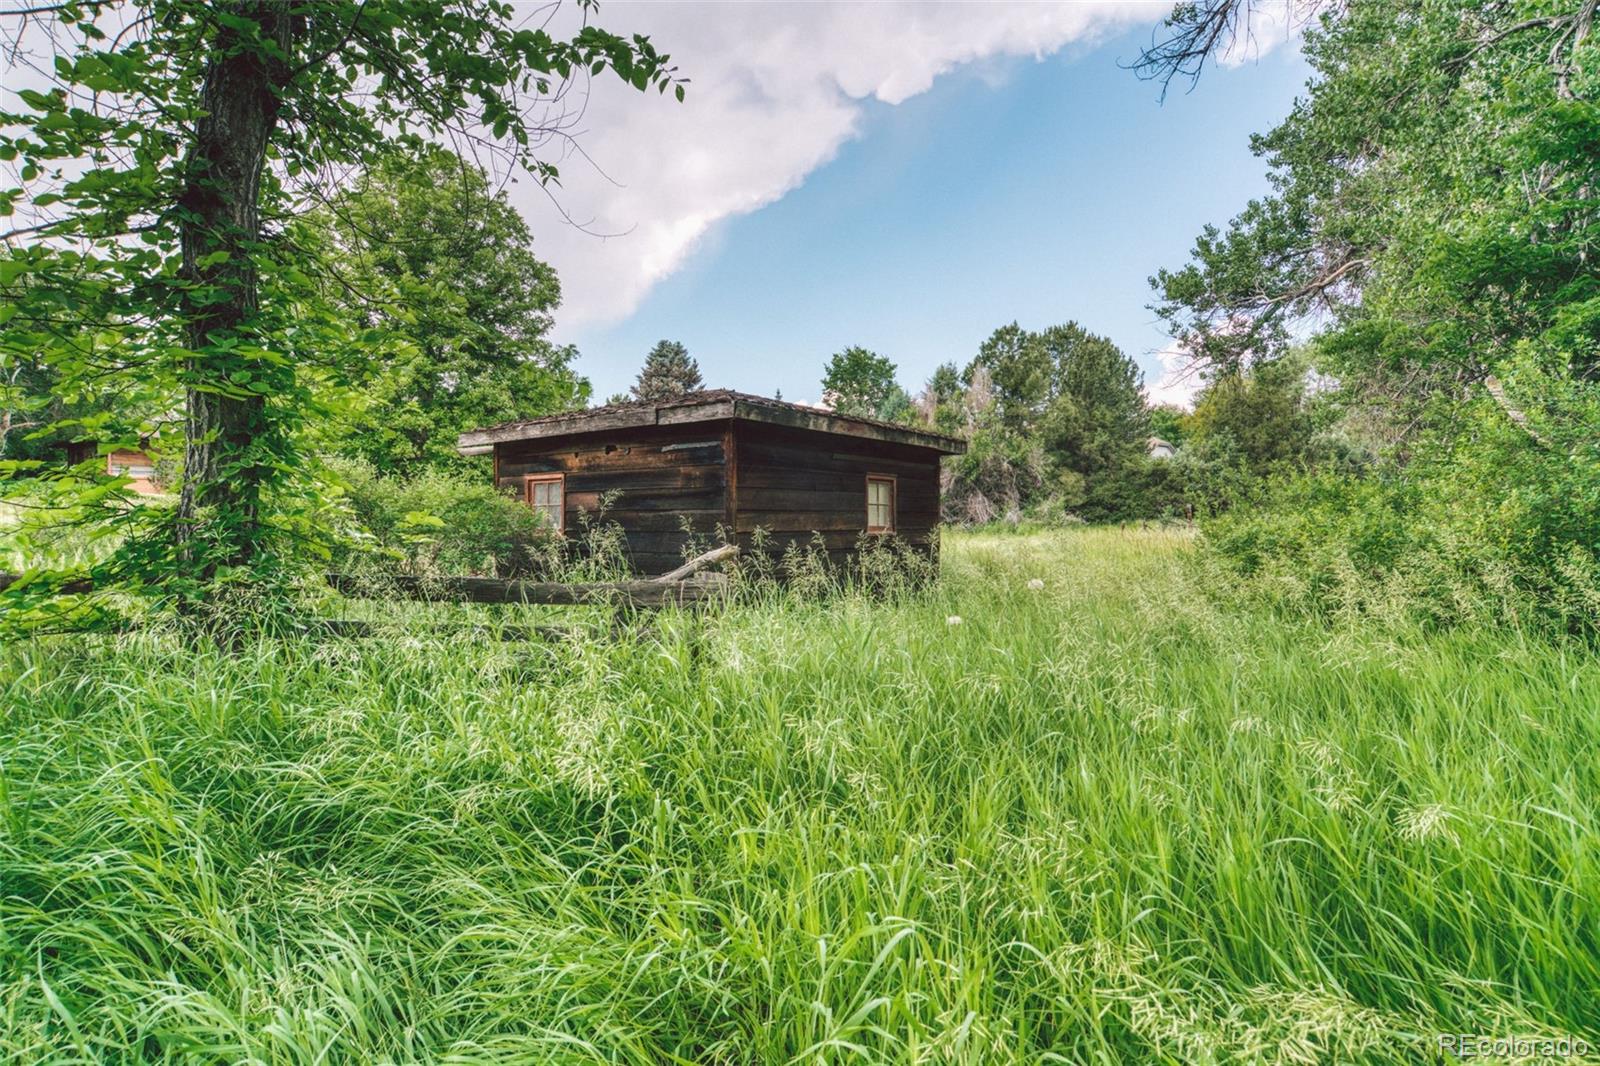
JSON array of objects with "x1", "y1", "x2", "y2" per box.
[{"x1": 458, "y1": 393, "x2": 966, "y2": 456}]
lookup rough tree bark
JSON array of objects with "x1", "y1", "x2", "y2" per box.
[{"x1": 174, "y1": 2, "x2": 296, "y2": 579}]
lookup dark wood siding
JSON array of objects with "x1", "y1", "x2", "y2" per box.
[
  {"x1": 730, "y1": 422, "x2": 943, "y2": 568},
  {"x1": 494, "y1": 423, "x2": 730, "y2": 575}
]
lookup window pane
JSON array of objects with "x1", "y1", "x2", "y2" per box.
[
  {"x1": 530, "y1": 479, "x2": 562, "y2": 529},
  {"x1": 867, "y1": 478, "x2": 893, "y2": 529}
]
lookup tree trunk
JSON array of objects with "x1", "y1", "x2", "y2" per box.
[{"x1": 173, "y1": 2, "x2": 295, "y2": 581}]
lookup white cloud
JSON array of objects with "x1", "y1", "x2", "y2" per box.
[
  {"x1": 1216, "y1": 0, "x2": 1311, "y2": 68},
  {"x1": 509, "y1": 2, "x2": 1165, "y2": 333},
  {"x1": 1144, "y1": 340, "x2": 1205, "y2": 409}
]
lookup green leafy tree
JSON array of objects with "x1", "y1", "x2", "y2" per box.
[
  {"x1": 316, "y1": 148, "x2": 588, "y2": 476},
  {"x1": 967, "y1": 323, "x2": 1051, "y2": 432},
  {"x1": 0, "y1": 0, "x2": 681, "y2": 625},
  {"x1": 1147, "y1": 405, "x2": 1192, "y2": 448},
  {"x1": 0, "y1": 352, "x2": 63, "y2": 463},
  {"x1": 1143, "y1": 0, "x2": 1600, "y2": 624},
  {"x1": 1188, "y1": 358, "x2": 1311, "y2": 475},
  {"x1": 951, "y1": 321, "x2": 1147, "y2": 519},
  {"x1": 1036, "y1": 323, "x2": 1148, "y2": 486},
  {"x1": 821, "y1": 346, "x2": 898, "y2": 417},
  {"x1": 631, "y1": 340, "x2": 703, "y2": 401},
  {"x1": 938, "y1": 365, "x2": 1046, "y2": 525},
  {"x1": 920, "y1": 362, "x2": 965, "y2": 435},
  {"x1": 1148, "y1": 0, "x2": 1599, "y2": 422},
  {"x1": 928, "y1": 362, "x2": 962, "y2": 405}
]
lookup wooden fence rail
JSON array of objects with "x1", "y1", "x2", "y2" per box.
[
  {"x1": 0, "y1": 573, "x2": 96, "y2": 595},
  {"x1": 326, "y1": 543, "x2": 737, "y2": 608},
  {"x1": 326, "y1": 570, "x2": 726, "y2": 607},
  {"x1": 1, "y1": 544, "x2": 741, "y2": 610}
]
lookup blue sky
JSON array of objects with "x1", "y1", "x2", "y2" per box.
[{"x1": 529, "y1": 10, "x2": 1311, "y2": 407}]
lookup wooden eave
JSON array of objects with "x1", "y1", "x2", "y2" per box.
[{"x1": 457, "y1": 393, "x2": 967, "y2": 456}]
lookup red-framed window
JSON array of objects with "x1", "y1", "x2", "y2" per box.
[
  {"x1": 866, "y1": 474, "x2": 896, "y2": 534},
  {"x1": 524, "y1": 473, "x2": 565, "y2": 532}
]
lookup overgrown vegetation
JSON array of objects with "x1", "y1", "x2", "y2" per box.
[
  {"x1": 4, "y1": 1, "x2": 1598, "y2": 1054},
  {"x1": 0, "y1": 0, "x2": 681, "y2": 628},
  {"x1": 1146, "y1": 0, "x2": 1600, "y2": 631},
  {"x1": 312, "y1": 148, "x2": 590, "y2": 478},
  {"x1": 5, "y1": 529, "x2": 1597, "y2": 1061}
]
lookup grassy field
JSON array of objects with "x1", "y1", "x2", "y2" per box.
[{"x1": 3, "y1": 527, "x2": 1598, "y2": 1063}]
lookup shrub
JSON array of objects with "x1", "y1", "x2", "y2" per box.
[
  {"x1": 328, "y1": 458, "x2": 561, "y2": 578},
  {"x1": 1201, "y1": 417, "x2": 1600, "y2": 632}
]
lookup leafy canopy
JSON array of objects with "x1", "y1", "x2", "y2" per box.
[
  {"x1": 1145, "y1": 0, "x2": 1600, "y2": 626},
  {"x1": 0, "y1": 0, "x2": 682, "y2": 628},
  {"x1": 1149, "y1": 0, "x2": 1600, "y2": 414},
  {"x1": 821, "y1": 346, "x2": 898, "y2": 417},
  {"x1": 312, "y1": 147, "x2": 588, "y2": 476},
  {"x1": 932, "y1": 321, "x2": 1149, "y2": 522}
]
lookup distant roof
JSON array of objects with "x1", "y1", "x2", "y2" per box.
[{"x1": 458, "y1": 390, "x2": 966, "y2": 455}]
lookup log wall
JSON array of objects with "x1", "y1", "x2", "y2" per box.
[
  {"x1": 730, "y1": 422, "x2": 942, "y2": 570},
  {"x1": 494, "y1": 423, "x2": 731, "y2": 575},
  {"x1": 491, "y1": 419, "x2": 947, "y2": 576}
]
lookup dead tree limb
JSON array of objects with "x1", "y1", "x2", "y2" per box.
[{"x1": 651, "y1": 543, "x2": 738, "y2": 584}]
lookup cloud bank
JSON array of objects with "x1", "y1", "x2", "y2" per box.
[
  {"x1": 513, "y1": 2, "x2": 1171, "y2": 333},
  {"x1": 1145, "y1": 340, "x2": 1206, "y2": 409}
]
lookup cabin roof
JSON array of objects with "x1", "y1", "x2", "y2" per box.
[{"x1": 458, "y1": 390, "x2": 967, "y2": 456}]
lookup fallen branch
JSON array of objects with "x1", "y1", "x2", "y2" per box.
[
  {"x1": 1483, "y1": 374, "x2": 1550, "y2": 447},
  {"x1": 651, "y1": 543, "x2": 738, "y2": 584}
]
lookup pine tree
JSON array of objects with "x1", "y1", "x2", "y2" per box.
[{"x1": 631, "y1": 341, "x2": 704, "y2": 401}]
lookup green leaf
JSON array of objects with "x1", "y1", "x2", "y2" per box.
[{"x1": 17, "y1": 89, "x2": 58, "y2": 112}]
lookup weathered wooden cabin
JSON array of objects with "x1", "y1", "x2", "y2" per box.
[
  {"x1": 64, "y1": 440, "x2": 163, "y2": 495},
  {"x1": 457, "y1": 390, "x2": 966, "y2": 575}
]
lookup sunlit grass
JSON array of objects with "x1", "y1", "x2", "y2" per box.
[{"x1": 3, "y1": 527, "x2": 1598, "y2": 1062}]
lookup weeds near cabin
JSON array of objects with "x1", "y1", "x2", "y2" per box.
[
  {"x1": 332, "y1": 460, "x2": 634, "y2": 582},
  {"x1": 4, "y1": 528, "x2": 1599, "y2": 1062}
]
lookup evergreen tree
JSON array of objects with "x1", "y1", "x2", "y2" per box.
[
  {"x1": 1037, "y1": 322, "x2": 1149, "y2": 486},
  {"x1": 631, "y1": 341, "x2": 703, "y2": 401},
  {"x1": 928, "y1": 363, "x2": 963, "y2": 406},
  {"x1": 940, "y1": 321, "x2": 1149, "y2": 521}
]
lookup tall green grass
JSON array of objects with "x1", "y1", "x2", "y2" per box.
[{"x1": 3, "y1": 528, "x2": 1598, "y2": 1062}]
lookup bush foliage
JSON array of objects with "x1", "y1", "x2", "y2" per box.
[{"x1": 329, "y1": 459, "x2": 566, "y2": 580}]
